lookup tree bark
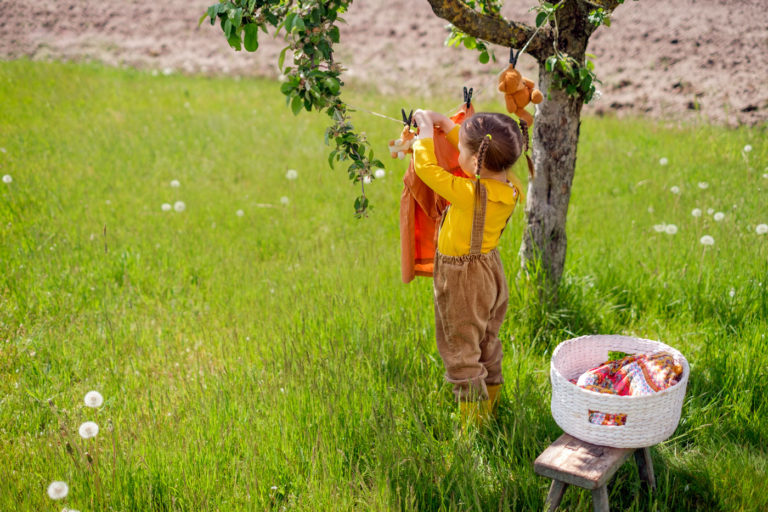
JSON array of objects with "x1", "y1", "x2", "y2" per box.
[{"x1": 519, "y1": 69, "x2": 584, "y2": 286}]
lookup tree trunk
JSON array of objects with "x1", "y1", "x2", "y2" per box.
[{"x1": 519, "y1": 67, "x2": 584, "y2": 286}]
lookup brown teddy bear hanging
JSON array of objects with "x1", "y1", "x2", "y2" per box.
[{"x1": 497, "y1": 60, "x2": 543, "y2": 126}]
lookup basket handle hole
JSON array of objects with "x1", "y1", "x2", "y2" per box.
[{"x1": 588, "y1": 410, "x2": 627, "y2": 426}]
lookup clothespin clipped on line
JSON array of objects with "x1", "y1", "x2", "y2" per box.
[
  {"x1": 463, "y1": 87, "x2": 473, "y2": 108},
  {"x1": 389, "y1": 108, "x2": 418, "y2": 159},
  {"x1": 401, "y1": 108, "x2": 416, "y2": 129}
]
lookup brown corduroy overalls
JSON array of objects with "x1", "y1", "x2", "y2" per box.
[{"x1": 433, "y1": 181, "x2": 509, "y2": 402}]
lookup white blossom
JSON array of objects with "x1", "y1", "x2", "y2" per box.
[
  {"x1": 659, "y1": 157, "x2": 668, "y2": 166},
  {"x1": 713, "y1": 212, "x2": 725, "y2": 221},
  {"x1": 670, "y1": 186, "x2": 680, "y2": 194},
  {"x1": 756, "y1": 224, "x2": 768, "y2": 235},
  {"x1": 84, "y1": 390, "x2": 103, "y2": 408},
  {"x1": 363, "y1": 175, "x2": 372, "y2": 184},
  {"x1": 743, "y1": 144, "x2": 752, "y2": 153},
  {"x1": 236, "y1": 209, "x2": 244, "y2": 217},
  {"x1": 173, "y1": 201, "x2": 186, "y2": 212},
  {"x1": 285, "y1": 169, "x2": 298, "y2": 180},
  {"x1": 665, "y1": 224, "x2": 678, "y2": 235},
  {"x1": 161, "y1": 203, "x2": 172, "y2": 212},
  {"x1": 78, "y1": 421, "x2": 99, "y2": 439},
  {"x1": 2, "y1": 174, "x2": 11, "y2": 184},
  {"x1": 170, "y1": 179, "x2": 180, "y2": 188},
  {"x1": 374, "y1": 168, "x2": 386, "y2": 179},
  {"x1": 47, "y1": 481, "x2": 69, "y2": 500},
  {"x1": 700, "y1": 235, "x2": 715, "y2": 246},
  {"x1": 697, "y1": 182, "x2": 709, "y2": 189},
  {"x1": 280, "y1": 196, "x2": 290, "y2": 205},
  {"x1": 691, "y1": 208, "x2": 702, "y2": 217}
]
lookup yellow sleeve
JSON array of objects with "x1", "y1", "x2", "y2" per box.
[
  {"x1": 445, "y1": 124, "x2": 460, "y2": 150},
  {"x1": 412, "y1": 138, "x2": 474, "y2": 209}
]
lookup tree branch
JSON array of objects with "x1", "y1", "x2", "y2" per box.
[
  {"x1": 578, "y1": 0, "x2": 625, "y2": 11},
  {"x1": 425, "y1": 0, "x2": 552, "y2": 61}
]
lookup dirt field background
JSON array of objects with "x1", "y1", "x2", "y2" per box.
[{"x1": 1, "y1": 0, "x2": 766, "y2": 126}]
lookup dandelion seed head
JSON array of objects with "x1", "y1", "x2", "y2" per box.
[
  {"x1": 698, "y1": 182, "x2": 709, "y2": 189},
  {"x1": 756, "y1": 224, "x2": 768, "y2": 235},
  {"x1": 173, "y1": 201, "x2": 186, "y2": 212},
  {"x1": 670, "y1": 186, "x2": 680, "y2": 194},
  {"x1": 762, "y1": 173, "x2": 768, "y2": 179},
  {"x1": 285, "y1": 169, "x2": 298, "y2": 180},
  {"x1": 0, "y1": 147, "x2": 6, "y2": 153},
  {"x1": 653, "y1": 224, "x2": 666, "y2": 233},
  {"x1": 47, "y1": 481, "x2": 69, "y2": 500},
  {"x1": 84, "y1": 390, "x2": 103, "y2": 408},
  {"x1": 714, "y1": 212, "x2": 725, "y2": 221},
  {"x1": 162, "y1": 67, "x2": 173, "y2": 76},
  {"x1": 647, "y1": 206, "x2": 654, "y2": 214},
  {"x1": 236, "y1": 209, "x2": 244, "y2": 217},
  {"x1": 78, "y1": 421, "x2": 99, "y2": 439},
  {"x1": 161, "y1": 203, "x2": 171, "y2": 212},
  {"x1": 707, "y1": 208, "x2": 714, "y2": 215},
  {"x1": 665, "y1": 224, "x2": 678, "y2": 235},
  {"x1": 170, "y1": 179, "x2": 180, "y2": 188},
  {"x1": 374, "y1": 168, "x2": 386, "y2": 179},
  {"x1": 700, "y1": 235, "x2": 715, "y2": 246},
  {"x1": 280, "y1": 196, "x2": 290, "y2": 205},
  {"x1": 659, "y1": 157, "x2": 668, "y2": 166},
  {"x1": 743, "y1": 144, "x2": 752, "y2": 153},
  {"x1": 729, "y1": 288, "x2": 735, "y2": 298},
  {"x1": 691, "y1": 208, "x2": 702, "y2": 217}
]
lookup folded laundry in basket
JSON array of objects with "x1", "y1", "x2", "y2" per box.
[{"x1": 571, "y1": 351, "x2": 684, "y2": 426}]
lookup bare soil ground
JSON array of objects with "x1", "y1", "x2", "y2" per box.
[{"x1": 1, "y1": 0, "x2": 766, "y2": 126}]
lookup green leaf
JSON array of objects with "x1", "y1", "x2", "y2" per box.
[
  {"x1": 291, "y1": 95, "x2": 303, "y2": 115},
  {"x1": 227, "y1": 30, "x2": 242, "y2": 51},
  {"x1": 479, "y1": 51, "x2": 490, "y2": 64},
  {"x1": 248, "y1": 0, "x2": 256, "y2": 11},
  {"x1": 329, "y1": 26, "x2": 340, "y2": 43},
  {"x1": 278, "y1": 46, "x2": 288, "y2": 71},
  {"x1": 284, "y1": 12, "x2": 296, "y2": 33},
  {"x1": 324, "y1": 77, "x2": 340, "y2": 95},
  {"x1": 280, "y1": 81, "x2": 295, "y2": 95},
  {"x1": 545, "y1": 56, "x2": 557, "y2": 72},
  {"x1": 223, "y1": 18, "x2": 233, "y2": 38},
  {"x1": 293, "y1": 16, "x2": 305, "y2": 33},
  {"x1": 243, "y1": 24, "x2": 259, "y2": 51},
  {"x1": 233, "y1": 8, "x2": 243, "y2": 28},
  {"x1": 536, "y1": 11, "x2": 548, "y2": 27}
]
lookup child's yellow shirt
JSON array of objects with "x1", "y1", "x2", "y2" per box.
[{"x1": 412, "y1": 126, "x2": 520, "y2": 257}]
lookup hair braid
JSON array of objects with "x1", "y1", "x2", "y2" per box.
[
  {"x1": 474, "y1": 135, "x2": 492, "y2": 176},
  {"x1": 518, "y1": 119, "x2": 535, "y2": 179}
]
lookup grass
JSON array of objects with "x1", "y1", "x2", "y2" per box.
[{"x1": 1, "y1": 60, "x2": 766, "y2": 511}]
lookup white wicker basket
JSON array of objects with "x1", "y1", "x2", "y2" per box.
[{"x1": 550, "y1": 335, "x2": 689, "y2": 448}]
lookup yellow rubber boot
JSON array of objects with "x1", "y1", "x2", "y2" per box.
[
  {"x1": 459, "y1": 399, "x2": 493, "y2": 429},
  {"x1": 487, "y1": 384, "x2": 502, "y2": 414}
]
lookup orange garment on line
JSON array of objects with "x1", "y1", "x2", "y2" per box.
[{"x1": 399, "y1": 105, "x2": 474, "y2": 283}]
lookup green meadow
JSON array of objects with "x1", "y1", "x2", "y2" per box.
[{"x1": 1, "y1": 60, "x2": 767, "y2": 511}]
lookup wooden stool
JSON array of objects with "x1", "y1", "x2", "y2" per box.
[{"x1": 534, "y1": 433, "x2": 656, "y2": 512}]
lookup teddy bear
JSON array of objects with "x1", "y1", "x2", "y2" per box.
[
  {"x1": 497, "y1": 63, "x2": 543, "y2": 126},
  {"x1": 388, "y1": 123, "x2": 417, "y2": 159}
]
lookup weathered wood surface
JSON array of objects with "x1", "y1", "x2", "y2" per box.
[{"x1": 533, "y1": 434, "x2": 635, "y2": 490}]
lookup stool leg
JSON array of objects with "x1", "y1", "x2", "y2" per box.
[
  {"x1": 591, "y1": 485, "x2": 610, "y2": 512},
  {"x1": 634, "y1": 447, "x2": 656, "y2": 490},
  {"x1": 545, "y1": 479, "x2": 568, "y2": 512}
]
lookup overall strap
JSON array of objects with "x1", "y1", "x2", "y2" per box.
[{"x1": 469, "y1": 180, "x2": 488, "y2": 255}]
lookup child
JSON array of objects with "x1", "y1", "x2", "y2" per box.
[{"x1": 411, "y1": 109, "x2": 532, "y2": 425}]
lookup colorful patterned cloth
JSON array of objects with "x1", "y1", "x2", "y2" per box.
[{"x1": 572, "y1": 351, "x2": 684, "y2": 426}]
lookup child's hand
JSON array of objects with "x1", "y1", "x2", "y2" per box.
[
  {"x1": 413, "y1": 109, "x2": 434, "y2": 139},
  {"x1": 427, "y1": 111, "x2": 456, "y2": 133}
]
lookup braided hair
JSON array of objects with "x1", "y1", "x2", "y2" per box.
[{"x1": 461, "y1": 112, "x2": 534, "y2": 179}]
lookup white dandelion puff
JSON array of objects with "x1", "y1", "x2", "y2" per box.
[
  {"x1": 78, "y1": 421, "x2": 99, "y2": 439},
  {"x1": 659, "y1": 157, "x2": 668, "y2": 166},
  {"x1": 729, "y1": 288, "x2": 736, "y2": 298},
  {"x1": 691, "y1": 208, "x2": 702, "y2": 217},
  {"x1": 700, "y1": 235, "x2": 715, "y2": 246},
  {"x1": 743, "y1": 144, "x2": 752, "y2": 153},
  {"x1": 756, "y1": 224, "x2": 768, "y2": 235},
  {"x1": 62, "y1": 508, "x2": 81, "y2": 512},
  {"x1": 162, "y1": 67, "x2": 173, "y2": 76},
  {"x1": 0, "y1": 147, "x2": 6, "y2": 153},
  {"x1": 762, "y1": 173, "x2": 768, "y2": 179},
  {"x1": 698, "y1": 182, "x2": 709, "y2": 189},
  {"x1": 665, "y1": 224, "x2": 678, "y2": 235},
  {"x1": 84, "y1": 390, "x2": 103, "y2": 408},
  {"x1": 653, "y1": 224, "x2": 666, "y2": 233},
  {"x1": 374, "y1": 168, "x2": 386, "y2": 179},
  {"x1": 47, "y1": 481, "x2": 69, "y2": 500},
  {"x1": 173, "y1": 201, "x2": 186, "y2": 212},
  {"x1": 161, "y1": 203, "x2": 172, "y2": 212},
  {"x1": 647, "y1": 206, "x2": 654, "y2": 214},
  {"x1": 363, "y1": 175, "x2": 372, "y2": 184},
  {"x1": 2, "y1": 174, "x2": 11, "y2": 184},
  {"x1": 170, "y1": 179, "x2": 180, "y2": 188},
  {"x1": 707, "y1": 208, "x2": 714, "y2": 215},
  {"x1": 280, "y1": 196, "x2": 290, "y2": 205},
  {"x1": 236, "y1": 209, "x2": 244, "y2": 217},
  {"x1": 713, "y1": 212, "x2": 725, "y2": 221},
  {"x1": 670, "y1": 186, "x2": 680, "y2": 194},
  {"x1": 271, "y1": 486, "x2": 278, "y2": 491},
  {"x1": 285, "y1": 169, "x2": 298, "y2": 180}
]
